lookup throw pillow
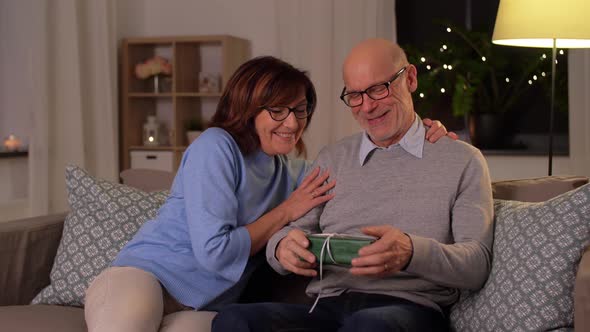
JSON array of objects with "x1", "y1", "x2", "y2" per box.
[
  {"x1": 31, "y1": 165, "x2": 169, "y2": 306},
  {"x1": 450, "y1": 183, "x2": 590, "y2": 331}
]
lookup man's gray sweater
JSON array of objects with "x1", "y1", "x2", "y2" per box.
[{"x1": 267, "y1": 131, "x2": 493, "y2": 312}]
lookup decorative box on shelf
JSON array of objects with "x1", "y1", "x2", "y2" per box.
[{"x1": 130, "y1": 150, "x2": 174, "y2": 172}]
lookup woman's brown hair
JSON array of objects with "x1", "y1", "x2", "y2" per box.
[{"x1": 209, "y1": 56, "x2": 317, "y2": 156}]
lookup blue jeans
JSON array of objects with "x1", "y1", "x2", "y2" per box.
[{"x1": 212, "y1": 292, "x2": 448, "y2": 332}]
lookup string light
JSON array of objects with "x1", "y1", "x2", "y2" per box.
[
  {"x1": 542, "y1": 72, "x2": 546, "y2": 77},
  {"x1": 448, "y1": 65, "x2": 453, "y2": 70},
  {"x1": 420, "y1": 57, "x2": 426, "y2": 62},
  {"x1": 481, "y1": 56, "x2": 487, "y2": 62},
  {"x1": 442, "y1": 44, "x2": 448, "y2": 50},
  {"x1": 559, "y1": 50, "x2": 564, "y2": 55},
  {"x1": 533, "y1": 75, "x2": 538, "y2": 80},
  {"x1": 440, "y1": 88, "x2": 446, "y2": 93},
  {"x1": 419, "y1": 93, "x2": 425, "y2": 98},
  {"x1": 443, "y1": 64, "x2": 448, "y2": 69},
  {"x1": 528, "y1": 80, "x2": 533, "y2": 85},
  {"x1": 505, "y1": 77, "x2": 510, "y2": 83},
  {"x1": 555, "y1": 59, "x2": 558, "y2": 64},
  {"x1": 426, "y1": 65, "x2": 431, "y2": 70},
  {"x1": 440, "y1": 48, "x2": 444, "y2": 52},
  {"x1": 542, "y1": 54, "x2": 547, "y2": 59},
  {"x1": 446, "y1": 27, "x2": 452, "y2": 32}
]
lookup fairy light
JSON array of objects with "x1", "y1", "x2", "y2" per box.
[
  {"x1": 442, "y1": 44, "x2": 448, "y2": 50},
  {"x1": 481, "y1": 56, "x2": 487, "y2": 62},
  {"x1": 440, "y1": 88, "x2": 446, "y2": 93},
  {"x1": 426, "y1": 65, "x2": 431, "y2": 70},
  {"x1": 505, "y1": 77, "x2": 510, "y2": 83},
  {"x1": 443, "y1": 64, "x2": 448, "y2": 69},
  {"x1": 555, "y1": 59, "x2": 558, "y2": 64},
  {"x1": 542, "y1": 72, "x2": 546, "y2": 77},
  {"x1": 559, "y1": 50, "x2": 564, "y2": 55},
  {"x1": 446, "y1": 27, "x2": 452, "y2": 32},
  {"x1": 420, "y1": 57, "x2": 426, "y2": 62},
  {"x1": 440, "y1": 48, "x2": 444, "y2": 52},
  {"x1": 533, "y1": 75, "x2": 538, "y2": 80},
  {"x1": 542, "y1": 54, "x2": 547, "y2": 59},
  {"x1": 419, "y1": 93, "x2": 425, "y2": 98},
  {"x1": 528, "y1": 80, "x2": 533, "y2": 85},
  {"x1": 448, "y1": 65, "x2": 453, "y2": 70}
]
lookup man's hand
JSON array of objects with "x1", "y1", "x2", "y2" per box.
[
  {"x1": 275, "y1": 229, "x2": 318, "y2": 277},
  {"x1": 422, "y1": 118, "x2": 459, "y2": 142},
  {"x1": 350, "y1": 225, "x2": 413, "y2": 277}
]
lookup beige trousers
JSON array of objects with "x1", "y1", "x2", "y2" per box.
[{"x1": 85, "y1": 266, "x2": 216, "y2": 332}]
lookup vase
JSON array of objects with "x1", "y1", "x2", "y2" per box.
[
  {"x1": 151, "y1": 75, "x2": 172, "y2": 93},
  {"x1": 153, "y1": 75, "x2": 160, "y2": 94},
  {"x1": 468, "y1": 113, "x2": 507, "y2": 149}
]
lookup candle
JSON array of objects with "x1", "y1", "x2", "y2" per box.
[{"x1": 3, "y1": 134, "x2": 22, "y2": 151}]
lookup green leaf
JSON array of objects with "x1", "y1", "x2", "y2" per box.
[{"x1": 452, "y1": 75, "x2": 475, "y2": 117}]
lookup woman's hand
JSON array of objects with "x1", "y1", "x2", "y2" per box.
[
  {"x1": 422, "y1": 118, "x2": 459, "y2": 142},
  {"x1": 280, "y1": 167, "x2": 336, "y2": 223},
  {"x1": 245, "y1": 167, "x2": 335, "y2": 256}
]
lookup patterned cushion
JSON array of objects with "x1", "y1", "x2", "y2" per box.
[
  {"x1": 450, "y1": 183, "x2": 590, "y2": 332},
  {"x1": 31, "y1": 165, "x2": 169, "y2": 306}
]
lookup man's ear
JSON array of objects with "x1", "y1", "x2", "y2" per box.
[{"x1": 406, "y1": 64, "x2": 418, "y2": 93}]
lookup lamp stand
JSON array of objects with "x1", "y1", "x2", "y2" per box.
[{"x1": 548, "y1": 39, "x2": 557, "y2": 176}]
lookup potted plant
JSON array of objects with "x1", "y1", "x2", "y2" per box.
[
  {"x1": 135, "y1": 56, "x2": 173, "y2": 93},
  {"x1": 405, "y1": 23, "x2": 567, "y2": 149},
  {"x1": 185, "y1": 118, "x2": 203, "y2": 145}
]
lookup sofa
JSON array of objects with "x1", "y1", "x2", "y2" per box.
[{"x1": 1, "y1": 170, "x2": 589, "y2": 332}]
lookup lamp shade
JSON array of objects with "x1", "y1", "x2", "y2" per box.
[{"x1": 492, "y1": 0, "x2": 590, "y2": 48}]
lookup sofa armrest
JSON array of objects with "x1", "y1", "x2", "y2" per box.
[
  {"x1": 0, "y1": 213, "x2": 67, "y2": 305},
  {"x1": 575, "y1": 247, "x2": 590, "y2": 330}
]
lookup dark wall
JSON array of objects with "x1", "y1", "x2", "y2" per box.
[
  {"x1": 396, "y1": 0, "x2": 499, "y2": 46},
  {"x1": 396, "y1": 0, "x2": 569, "y2": 154}
]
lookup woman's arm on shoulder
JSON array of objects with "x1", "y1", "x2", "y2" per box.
[{"x1": 422, "y1": 118, "x2": 459, "y2": 142}]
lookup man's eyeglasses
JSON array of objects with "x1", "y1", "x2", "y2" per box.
[
  {"x1": 340, "y1": 66, "x2": 408, "y2": 107},
  {"x1": 262, "y1": 105, "x2": 312, "y2": 121}
]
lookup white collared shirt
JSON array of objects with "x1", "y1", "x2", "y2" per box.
[{"x1": 358, "y1": 113, "x2": 425, "y2": 166}]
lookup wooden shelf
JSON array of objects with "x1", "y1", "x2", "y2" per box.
[
  {"x1": 120, "y1": 35, "x2": 250, "y2": 172},
  {"x1": 0, "y1": 150, "x2": 28, "y2": 158},
  {"x1": 128, "y1": 92, "x2": 221, "y2": 98},
  {"x1": 129, "y1": 146, "x2": 175, "y2": 151},
  {"x1": 176, "y1": 92, "x2": 222, "y2": 98},
  {"x1": 129, "y1": 146, "x2": 188, "y2": 151},
  {"x1": 128, "y1": 93, "x2": 173, "y2": 98}
]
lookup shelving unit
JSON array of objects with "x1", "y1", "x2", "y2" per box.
[{"x1": 120, "y1": 35, "x2": 250, "y2": 172}]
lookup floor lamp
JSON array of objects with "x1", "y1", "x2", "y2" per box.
[{"x1": 491, "y1": 0, "x2": 590, "y2": 176}]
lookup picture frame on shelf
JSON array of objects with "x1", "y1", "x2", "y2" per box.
[{"x1": 198, "y1": 72, "x2": 220, "y2": 93}]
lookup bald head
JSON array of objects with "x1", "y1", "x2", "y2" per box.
[
  {"x1": 340, "y1": 38, "x2": 418, "y2": 147},
  {"x1": 342, "y1": 39, "x2": 408, "y2": 85}
]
